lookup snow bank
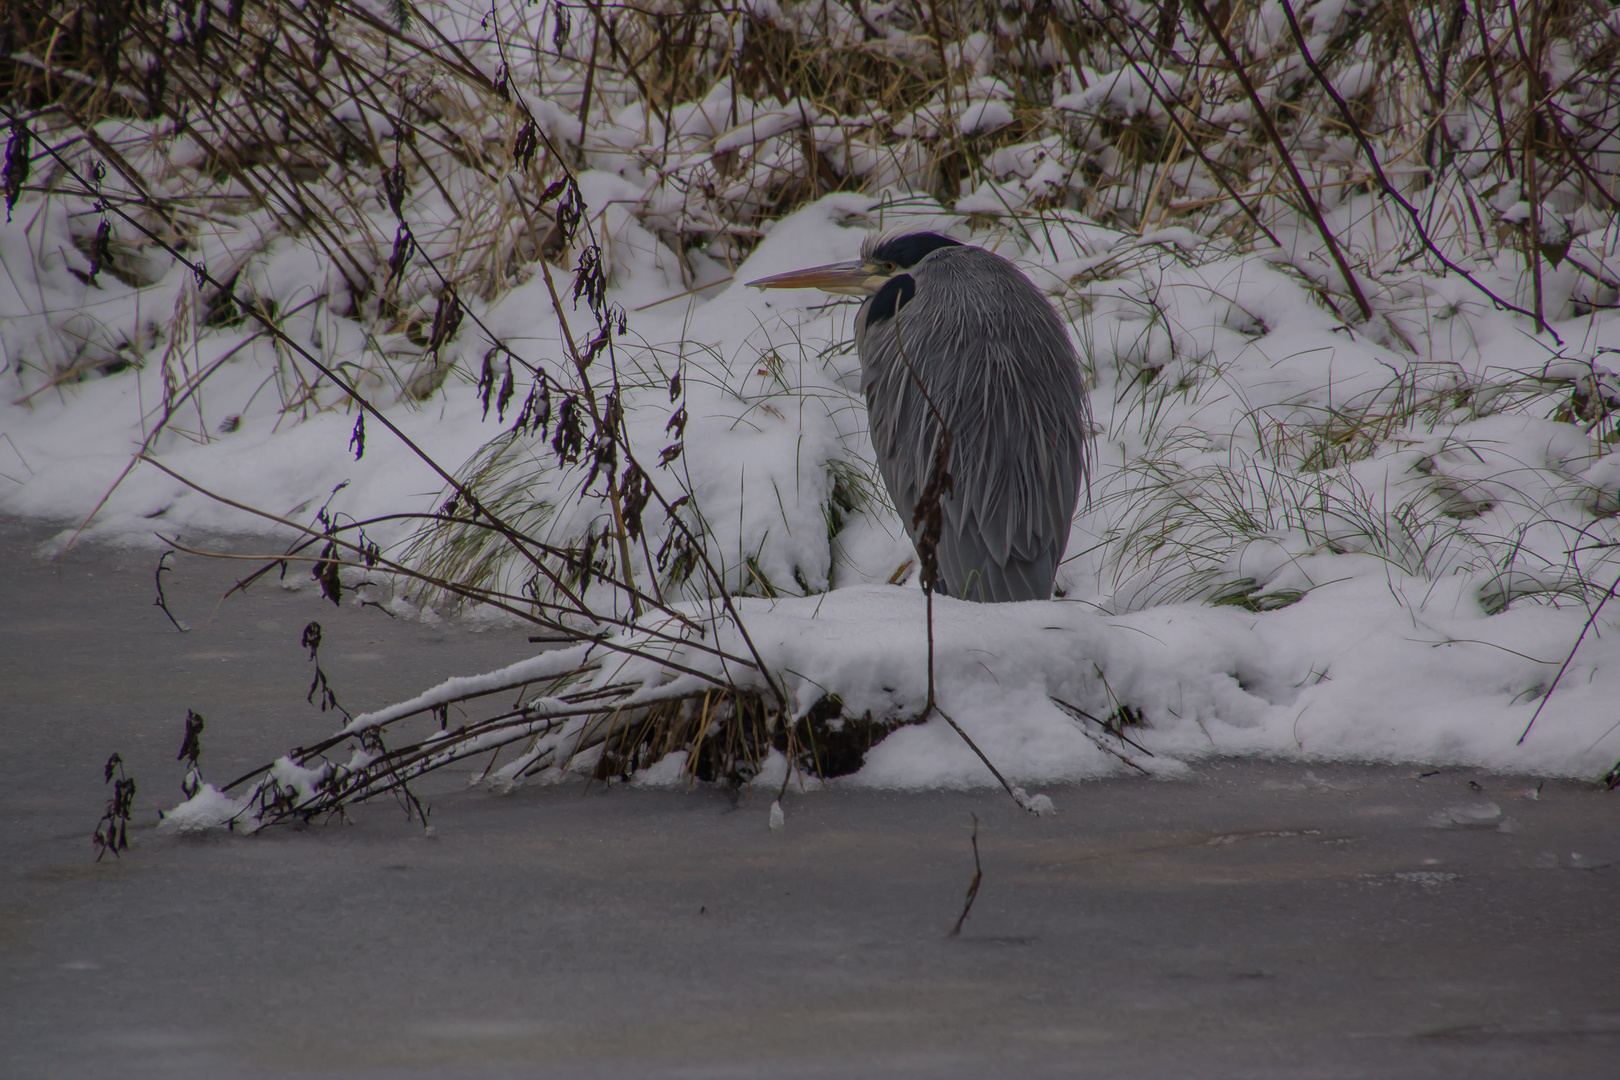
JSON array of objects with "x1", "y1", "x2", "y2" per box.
[{"x1": 5, "y1": 0, "x2": 1620, "y2": 789}]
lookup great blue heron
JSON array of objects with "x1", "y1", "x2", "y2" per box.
[{"x1": 749, "y1": 231, "x2": 1092, "y2": 602}]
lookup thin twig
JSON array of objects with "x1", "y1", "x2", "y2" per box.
[
  {"x1": 1275, "y1": 0, "x2": 1561, "y2": 342},
  {"x1": 153, "y1": 550, "x2": 187, "y2": 633},
  {"x1": 948, "y1": 813, "x2": 983, "y2": 937},
  {"x1": 1051, "y1": 697, "x2": 1152, "y2": 775},
  {"x1": 1185, "y1": 0, "x2": 1374, "y2": 321},
  {"x1": 1518, "y1": 572, "x2": 1620, "y2": 744},
  {"x1": 888, "y1": 321, "x2": 1032, "y2": 812}
]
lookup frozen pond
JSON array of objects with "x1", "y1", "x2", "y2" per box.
[{"x1": 3, "y1": 516, "x2": 1618, "y2": 1078}]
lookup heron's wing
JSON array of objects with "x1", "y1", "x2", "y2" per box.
[{"x1": 858, "y1": 246, "x2": 1091, "y2": 602}]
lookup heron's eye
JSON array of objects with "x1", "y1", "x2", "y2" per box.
[{"x1": 883, "y1": 261, "x2": 897, "y2": 273}]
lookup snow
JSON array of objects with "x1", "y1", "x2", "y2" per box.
[
  {"x1": 5, "y1": 0, "x2": 1620, "y2": 802},
  {"x1": 157, "y1": 784, "x2": 250, "y2": 832},
  {"x1": 957, "y1": 100, "x2": 1015, "y2": 135},
  {"x1": 341, "y1": 648, "x2": 597, "y2": 734},
  {"x1": 1331, "y1": 60, "x2": 1380, "y2": 101}
]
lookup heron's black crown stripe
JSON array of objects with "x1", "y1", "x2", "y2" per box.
[
  {"x1": 866, "y1": 273, "x2": 916, "y2": 328},
  {"x1": 869, "y1": 232, "x2": 962, "y2": 268}
]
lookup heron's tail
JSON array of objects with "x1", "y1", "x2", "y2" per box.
[{"x1": 935, "y1": 531, "x2": 1057, "y2": 603}]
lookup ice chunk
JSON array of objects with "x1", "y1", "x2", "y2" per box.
[
  {"x1": 1013, "y1": 787, "x2": 1056, "y2": 816},
  {"x1": 1427, "y1": 801, "x2": 1502, "y2": 828}
]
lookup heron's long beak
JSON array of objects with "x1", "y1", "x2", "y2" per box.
[{"x1": 746, "y1": 261, "x2": 887, "y2": 297}]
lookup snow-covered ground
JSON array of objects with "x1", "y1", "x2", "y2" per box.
[
  {"x1": 13, "y1": 189, "x2": 1620, "y2": 790},
  {"x1": 6, "y1": 0, "x2": 1620, "y2": 793}
]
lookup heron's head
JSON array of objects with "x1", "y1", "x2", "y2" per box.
[{"x1": 746, "y1": 231, "x2": 963, "y2": 296}]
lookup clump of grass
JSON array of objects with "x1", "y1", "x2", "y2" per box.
[
  {"x1": 201, "y1": 637, "x2": 927, "y2": 831},
  {"x1": 399, "y1": 429, "x2": 562, "y2": 615},
  {"x1": 1095, "y1": 355, "x2": 1620, "y2": 617}
]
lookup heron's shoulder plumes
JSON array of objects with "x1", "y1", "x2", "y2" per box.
[
  {"x1": 861, "y1": 229, "x2": 964, "y2": 268},
  {"x1": 903, "y1": 243, "x2": 1066, "y2": 336}
]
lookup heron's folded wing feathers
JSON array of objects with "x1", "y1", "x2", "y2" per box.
[{"x1": 859, "y1": 246, "x2": 1091, "y2": 602}]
